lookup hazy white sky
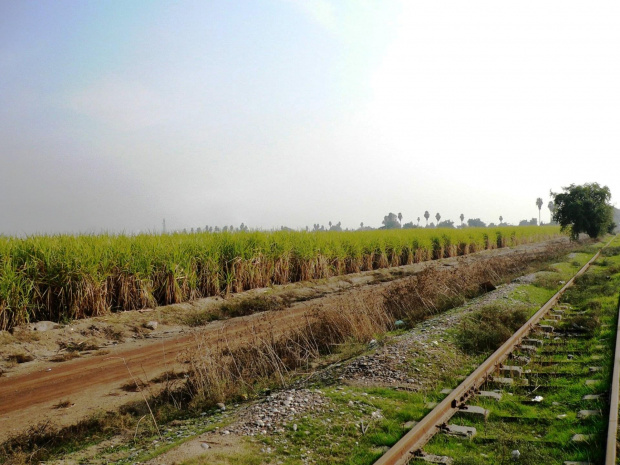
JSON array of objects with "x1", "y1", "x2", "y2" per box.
[{"x1": 1, "y1": 1, "x2": 619, "y2": 234}]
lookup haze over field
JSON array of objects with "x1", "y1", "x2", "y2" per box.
[{"x1": 1, "y1": 1, "x2": 619, "y2": 235}]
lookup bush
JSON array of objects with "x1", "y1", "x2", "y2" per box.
[{"x1": 455, "y1": 304, "x2": 529, "y2": 354}]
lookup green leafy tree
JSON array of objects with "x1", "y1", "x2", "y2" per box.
[
  {"x1": 382, "y1": 212, "x2": 401, "y2": 229},
  {"x1": 536, "y1": 197, "x2": 543, "y2": 225},
  {"x1": 437, "y1": 219, "x2": 455, "y2": 228},
  {"x1": 551, "y1": 183, "x2": 614, "y2": 240},
  {"x1": 467, "y1": 218, "x2": 487, "y2": 227}
]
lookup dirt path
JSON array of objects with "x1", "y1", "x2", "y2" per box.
[{"x1": 0, "y1": 238, "x2": 574, "y2": 442}]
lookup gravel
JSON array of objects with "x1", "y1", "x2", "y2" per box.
[{"x1": 222, "y1": 388, "x2": 330, "y2": 436}]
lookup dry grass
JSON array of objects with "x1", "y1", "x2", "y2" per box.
[{"x1": 183, "y1": 245, "x2": 564, "y2": 409}]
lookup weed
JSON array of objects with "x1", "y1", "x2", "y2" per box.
[
  {"x1": 53, "y1": 400, "x2": 73, "y2": 409},
  {"x1": 561, "y1": 313, "x2": 601, "y2": 335},
  {"x1": 6, "y1": 353, "x2": 34, "y2": 364},
  {"x1": 50, "y1": 352, "x2": 80, "y2": 362},
  {"x1": 58, "y1": 340, "x2": 100, "y2": 352},
  {"x1": 455, "y1": 304, "x2": 529, "y2": 354},
  {"x1": 184, "y1": 310, "x2": 220, "y2": 327},
  {"x1": 220, "y1": 295, "x2": 287, "y2": 318}
]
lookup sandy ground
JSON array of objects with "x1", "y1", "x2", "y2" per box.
[{"x1": 0, "y1": 237, "x2": 573, "y2": 443}]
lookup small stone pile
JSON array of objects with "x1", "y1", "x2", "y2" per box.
[
  {"x1": 223, "y1": 388, "x2": 329, "y2": 436},
  {"x1": 339, "y1": 346, "x2": 413, "y2": 385}
]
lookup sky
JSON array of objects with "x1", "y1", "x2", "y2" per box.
[{"x1": 1, "y1": 0, "x2": 619, "y2": 235}]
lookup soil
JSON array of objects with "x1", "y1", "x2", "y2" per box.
[{"x1": 0, "y1": 237, "x2": 575, "y2": 443}]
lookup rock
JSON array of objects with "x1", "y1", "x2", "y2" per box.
[
  {"x1": 216, "y1": 402, "x2": 226, "y2": 411},
  {"x1": 200, "y1": 442, "x2": 210, "y2": 450},
  {"x1": 577, "y1": 410, "x2": 600, "y2": 419},
  {"x1": 144, "y1": 321, "x2": 158, "y2": 330},
  {"x1": 571, "y1": 434, "x2": 592, "y2": 443},
  {"x1": 511, "y1": 450, "x2": 520, "y2": 460},
  {"x1": 394, "y1": 320, "x2": 405, "y2": 328},
  {"x1": 31, "y1": 321, "x2": 60, "y2": 332},
  {"x1": 479, "y1": 281, "x2": 496, "y2": 292}
]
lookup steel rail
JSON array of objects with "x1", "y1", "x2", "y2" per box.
[
  {"x1": 375, "y1": 247, "x2": 604, "y2": 465},
  {"x1": 605, "y1": 298, "x2": 620, "y2": 464}
]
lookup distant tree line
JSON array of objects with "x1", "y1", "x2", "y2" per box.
[{"x1": 171, "y1": 195, "x2": 563, "y2": 234}]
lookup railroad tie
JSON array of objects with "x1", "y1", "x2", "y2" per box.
[
  {"x1": 456, "y1": 405, "x2": 489, "y2": 419},
  {"x1": 440, "y1": 424, "x2": 477, "y2": 439},
  {"x1": 415, "y1": 453, "x2": 453, "y2": 464},
  {"x1": 499, "y1": 365, "x2": 523, "y2": 377},
  {"x1": 478, "y1": 390, "x2": 502, "y2": 401},
  {"x1": 538, "y1": 324, "x2": 555, "y2": 333}
]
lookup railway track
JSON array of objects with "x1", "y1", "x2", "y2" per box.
[{"x1": 376, "y1": 239, "x2": 620, "y2": 465}]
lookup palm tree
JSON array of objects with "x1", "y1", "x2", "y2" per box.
[
  {"x1": 536, "y1": 198, "x2": 543, "y2": 225},
  {"x1": 417, "y1": 217, "x2": 420, "y2": 226},
  {"x1": 435, "y1": 213, "x2": 441, "y2": 225},
  {"x1": 499, "y1": 215, "x2": 503, "y2": 224},
  {"x1": 360, "y1": 222, "x2": 364, "y2": 229},
  {"x1": 424, "y1": 211, "x2": 430, "y2": 226},
  {"x1": 460, "y1": 213, "x2": 464, "y2": 226},
  {"x1": 398, "y1": 212, "x2": 402, "y2": 224}
]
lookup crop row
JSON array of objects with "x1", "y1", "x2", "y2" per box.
[{"x1": 0, "y1": 226, "x2": 561, "y2": 330}]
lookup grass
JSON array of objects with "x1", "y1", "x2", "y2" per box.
[{"x1": 0, "y1": 226, "x2": 561, "y2": 330}]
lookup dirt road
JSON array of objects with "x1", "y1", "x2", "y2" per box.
[{"x1": 0, "y1": 238, "x2": 574, "y2": 442}]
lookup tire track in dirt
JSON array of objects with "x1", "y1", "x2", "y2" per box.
[{"x1": 0, "y1": 306, "x2": 314, "y2": 441}]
